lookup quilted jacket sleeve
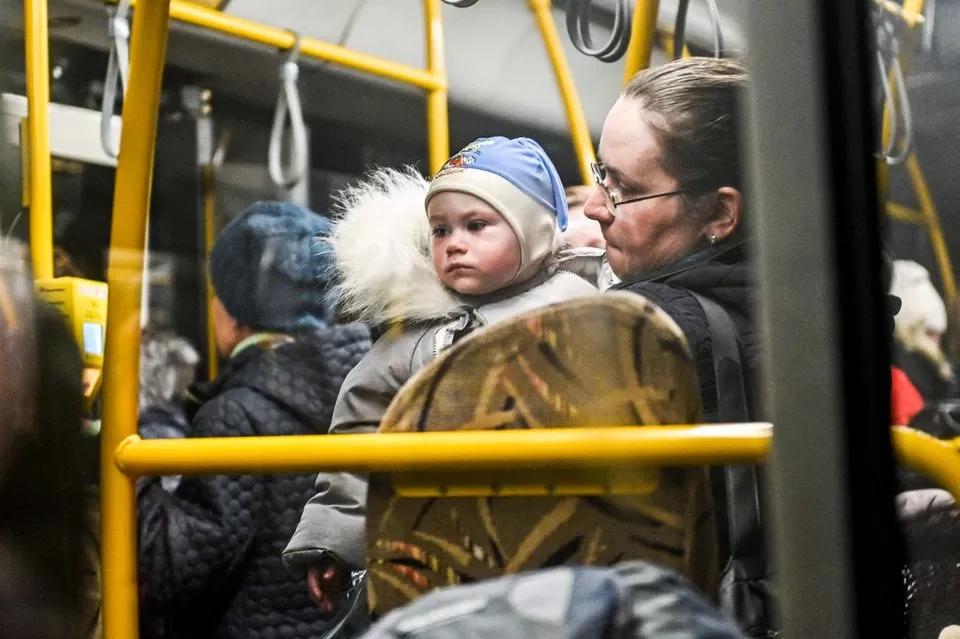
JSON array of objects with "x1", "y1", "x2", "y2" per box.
[{"x1": 137, "y1": 392, "x2": 263, "y2": 606}]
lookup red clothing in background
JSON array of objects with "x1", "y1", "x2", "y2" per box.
[{"x1": 892, "y1": 366, "x2": 924, "y2": 426}]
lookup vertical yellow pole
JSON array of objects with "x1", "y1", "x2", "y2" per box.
[
  {"x1": 203, "y1": 164, "x2": 218, "y2": 380},
  {"x1": 24, "y1": 0, "x2": 54, "y2": 279},
  {"x1": 907, "y1": 154, "x2": 956, "y2": 301},
  {"x1": 529, "y1": 0, "x2": 596, "y2": 185},
  {"x1": 423, "y1": 0, "x2": 449, "y2": 175},
  {"x1": 622, "y1": 0, "x2": 660, "y2": 83},
  {"x1": 100, "y1": 0, "x2": 171, "y2": 637}
]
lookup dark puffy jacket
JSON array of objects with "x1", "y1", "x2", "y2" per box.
[
  {"x1": 611, "y1": 242, "x2": 771, "y2": 636},
  {"x1": 894, "y1": 343, "x2": 958, "y2": 403},
  {"x1": 611, "y1": 242, "x2": 758, "y2": 422},
  {"x1": 138, "y1": 326, "x2": 371, "y2": 639},
  {"x1": 138, "y1": 403, "x2": 190, "y2": 494}
]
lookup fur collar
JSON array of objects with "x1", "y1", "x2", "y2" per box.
[{"x1": 327, "y1": 167, "x2": 460, "y2": 325}]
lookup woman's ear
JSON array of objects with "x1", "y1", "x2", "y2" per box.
[{"x1": 706, "y1": 186, "x2": 743, "y2": 242}]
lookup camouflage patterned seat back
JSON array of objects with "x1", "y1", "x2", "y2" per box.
[{"x1": 365, "y1": 293, "x2": 718, "y2": 617}]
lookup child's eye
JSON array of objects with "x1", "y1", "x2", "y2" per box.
[
  {"x1": 431, "y1": 226, "x2": 449, "y2": 237},
  {"x1": 467, "y1": 220, "x2": 488, "y2": 232}
]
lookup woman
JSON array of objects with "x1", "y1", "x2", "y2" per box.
[
  {"x1": 585, "y1": 57, "x2": 755, "y2": 418},
  {"x1": 890, "y1": 260, "x2": 956, "y2": 402},
  {"x1": 583, "y1": 58, "x2": 768, "y2": 636}
]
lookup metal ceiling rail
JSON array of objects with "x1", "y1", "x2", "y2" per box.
[{"x1": 121, "y1": 0, "x2": 451, "y2": 173}]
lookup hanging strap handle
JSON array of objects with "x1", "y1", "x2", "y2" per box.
[
  {"x1": 886, "y1": 41, "x2": 914, "y2": 165},
  {"x1": 268, "y1": 33, "x2": 309, "y2": 190},
  {"x1": 874, "y1": 5, "x2": 916, "y2": 166},
  {"x1": 876, "y1": 47, "x2": 899, "y2": 161},
  {"x1": 674, "y1": 0, "x2": 725, "y2": 60},
  {"x1": 566, "y1": 0, "x2": 633, "y2": 63},
  {"x1": 101, "y1": 0, "x2": 131, "y2": 159}
]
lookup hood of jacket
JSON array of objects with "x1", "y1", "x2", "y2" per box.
[
  {"x1": 187, "y1": 325, "x2": 371, "y2": 433},
  {"x1": 328, "y1": 167, "x2": 461, "y2": 326},
  {"x1": 327, "y1": 167, "x2": 602, "y2": 327}
]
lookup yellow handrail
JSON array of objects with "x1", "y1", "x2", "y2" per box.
[
  {"x1": 886, "y1": 201, "x2": 926, "y2": 225},
  {"x1": 100, "y1": 0, "x2": 171, "y2": 636},
  {"x1": 424, "y1": 0, "x2": 450, "y2": 174},
  {"x1": 891, "y1": 426, "x2": 960, "y2": 500},
  {"x1": 906, "y1": 153, "x2": 957, "y2": 300},
  {"x1": 96, "y1": 4, "x2": 451, "y2": 634},
  {"x1": 622, "y1": 0, "x2": 661, "y2": 82},
  {"x1": 166, "y1": 0, "x2": 443, "y2": 90},
  {"x1": 876, "y1": 0, "x2": 955, "y2": 300},
  {"x1": 144, "y1": 0, "x2": 450, "y2": 175},
  {"x1": 116, "y1": 423, "x2": 773, "y2": 475},
  {"x1": 111, "y1": 424, "x2": 960, "y2": 503},
  {"x1": 202, "y1": 164, "x2": 218, "y2": 380},
  {"x1": 877, "y1": 0, "x2": 924, "y2": 198},
  {"x1": 24, "y1": 0, "x2": 54, "y2": 279},
  {"x1": 529, "y1": 0, "x2": 596, "y2": 185}
]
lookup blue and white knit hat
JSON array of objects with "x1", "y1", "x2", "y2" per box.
[
  {"x1": 425, "y1": 136, "x2": 568, "y2": 284},
  {"x1": 209, "y1": 201, "x2": 335, "y2": 331}
]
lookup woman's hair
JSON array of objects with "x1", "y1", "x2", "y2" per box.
[{"x1": 623, "y1": 58, "x2": 748, "y2": 218}]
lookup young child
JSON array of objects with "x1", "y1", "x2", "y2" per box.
[{"x1": 283, "y1": 136, "x2": 599, "y2": 612}]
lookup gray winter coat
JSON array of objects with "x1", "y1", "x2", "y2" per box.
[{"x1": 282, "y1": 167, "x2": 600, "y2": 574}]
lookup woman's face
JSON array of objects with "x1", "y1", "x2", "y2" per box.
[{"x1": 583, "y1": 97, "x2": 707, "y2": 279}]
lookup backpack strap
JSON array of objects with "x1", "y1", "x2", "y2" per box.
[
  {"x1": 689, "y1": 292, "x2": 772, "y2": 634},
  {"x1": 690, "y1": 293, "x2": 750, "y2": 422}
]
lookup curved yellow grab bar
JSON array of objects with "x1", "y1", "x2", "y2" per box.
[
  {"x1": 116, "y1": 424, "x2": 773, "y2": 476},
  {"x1": 891, "y1": 426, "x2": 960, "y2": 500},
  {"x1": 117, "y1": 424, "x2": 960, "y2": 502}
]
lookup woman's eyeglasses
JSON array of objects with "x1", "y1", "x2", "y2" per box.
[{"x1": 590, "y1": 162, "x2": 685, "y2": 216}]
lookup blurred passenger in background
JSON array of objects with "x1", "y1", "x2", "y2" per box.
[
  {"x1": 563, "y1": 185, "x2": 605, "y2": 250},
  {"x1": 137, "y1": 327, "x2": 200, "y2": 493},
  {"x1": 137, "y1": 202, "x2": 370, "y2": 639},
  {"x1": 891, "y1": 260, "x2": 957, "y2": 402},
  {"x1": 0, "y1": 245, "x2": 87, "y2": 638}
]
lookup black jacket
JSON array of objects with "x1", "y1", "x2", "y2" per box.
[
  {"x1": 894, "y1": 343, "x2": 957, "y2": 404},
  {"x1": 138, "y1": 325, "x2": 371, "y2": 639},
  {"x1": 612, "y1": 242, "x2": 758, "y2": 422},
  {"x1": 612, "y1": 243, "x2": 773, "y2": 636}
]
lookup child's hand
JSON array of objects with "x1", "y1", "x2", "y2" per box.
[{"x1": 306, "y1": 559, "x2": 348, "y2": 613}]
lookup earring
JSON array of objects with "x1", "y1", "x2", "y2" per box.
[{"x1": 709, "y1": 234, "x2": 719, "y2": 248}]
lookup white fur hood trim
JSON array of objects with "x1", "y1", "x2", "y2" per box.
[{"x1": 327, "y1": 166, "x2": 461, "y2": 325}]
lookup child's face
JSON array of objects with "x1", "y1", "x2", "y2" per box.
[{"x1": 428, "y1": 191, "x2": 521, "y2": 296}]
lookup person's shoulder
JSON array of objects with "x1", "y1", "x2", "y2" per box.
[
  {"x1": 190, "y1": 386, "x2": 262, "y2": 436},
  {"x1": 538, "y1": 268, "x2": 599, "y2": 299},
  {"x1": 615, "y1": 280, "x2": 714, "y2": 355},
  {"x1": 618, "y1": 278, "x2": 699, "y2": 314},
  {"x1": 322, "y1": 322, "x2": 374, "y2": 349},
  {"x1": 348, "y1": 324, "x2": 436, "y2": 382}
]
